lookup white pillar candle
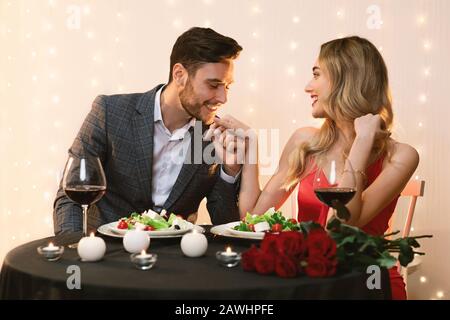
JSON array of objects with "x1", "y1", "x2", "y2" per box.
[
  {"x1": 123, "y1": 229, "x2": 150, "y2": 253},
  {"x1": 77, "y1": 232, "x2": 106, "y2": 262},
  {"x1": 180, "y1": 230, "x2": 208, "y2": 257}
]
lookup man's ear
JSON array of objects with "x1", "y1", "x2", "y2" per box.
[{"x1": 172, "y1": 63, "x2": 188, "y2": 87}]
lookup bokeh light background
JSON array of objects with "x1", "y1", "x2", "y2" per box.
[{"x1": 1, "y1": 0, "x2": 449, "y2": 299}]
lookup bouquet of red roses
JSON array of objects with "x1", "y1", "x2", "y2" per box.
[
  {"x1": 241, "y1": 218, "x2": 432, "y2": 278},
  {"x1": 241, "y1": 222, "x2": 338, "y2": 278}
]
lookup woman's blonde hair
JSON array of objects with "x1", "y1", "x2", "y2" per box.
[{"x1": 284, "y1": 36, "x2": 393, "y2": 190}]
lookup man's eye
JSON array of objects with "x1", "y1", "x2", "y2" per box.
[{"x1": 210, "y1": 84, "x2": 218, "y2": 89}]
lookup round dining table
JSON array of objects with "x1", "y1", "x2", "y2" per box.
[{"x1": 0, "y1": 227, "x2": 391, "y2": 300}]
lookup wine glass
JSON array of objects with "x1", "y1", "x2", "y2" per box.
[
  {"x1": 312, "y1": 157, "x2": 357, "y2": 222},
  {"x1": 62, "y1": 155, "x2": 107, "y2": 248}
]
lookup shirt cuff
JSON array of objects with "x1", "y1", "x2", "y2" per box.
[{"x1": 220, "y1": 166, "x2": 241, "y2": 184}]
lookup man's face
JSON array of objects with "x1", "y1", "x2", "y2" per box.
[{"x1": 179, "y1": 60, "x2": 234, "y2": 125}]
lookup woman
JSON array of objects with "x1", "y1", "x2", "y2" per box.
[{"x1": 215, "y1": 36, "x2": 419, "y2": 300}]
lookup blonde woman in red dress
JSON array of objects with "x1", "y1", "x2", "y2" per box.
[{"x1": 215, "y1": 36, "x2": 419, "y2": 300}]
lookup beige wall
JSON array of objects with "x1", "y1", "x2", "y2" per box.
[{"x1": 1, "y1": 0, "x2": 449, "y2": 299}]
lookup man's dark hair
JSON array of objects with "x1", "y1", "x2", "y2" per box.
[{"x1": 168, "y1": 27, "x2": 243, "y2": 83}]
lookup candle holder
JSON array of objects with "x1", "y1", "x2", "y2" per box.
[
  {"x1": 216, "y1": 250, "x2": 241, "y2": 268},
  {"x1": 130, "y1": 252, "x2": 158, "y2": 270},
  {"x1": 37, "y1": 244, "x2": 64, "y2": 261}
]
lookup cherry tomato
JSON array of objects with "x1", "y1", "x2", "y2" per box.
[
  {"x1": 145, "y1": 225, "x2": 155, "y2": 231},
  {"x1": 289, "y1": 218, "x2": 298, "y2": 225},
  {"x1": 271, "y1": 223, "x2": 282, "y2": 233},
  {"x1": 248, "y1": 224, "x2": 255, "y2": 232},
  {"x1": 117, "y1": 220, "x2": 128, "y2": 229}
]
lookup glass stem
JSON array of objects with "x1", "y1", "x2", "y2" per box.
[{"x1": 82, "y1": 204, "x2": 89, "y2": 237}]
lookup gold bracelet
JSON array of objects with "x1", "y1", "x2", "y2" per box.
[{"x1": 343, "y1": 169, "x2": 367, "y2": 184}]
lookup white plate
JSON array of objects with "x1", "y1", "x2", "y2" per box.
[
  {"x1": 210, "y1": 222, "x2": 265, "y2": 240},
  {"x1": 98, "y1": 222, "x2": 204, "y2": 238}
]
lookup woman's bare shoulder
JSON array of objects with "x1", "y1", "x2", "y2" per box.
[
  {"x1": 385, "y1": 139, "x2": 420, "y2": 168},
  {"x1": 288, "y1": 127, "x2": 318, "y2": 147}
]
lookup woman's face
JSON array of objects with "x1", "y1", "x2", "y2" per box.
[{"x1": 304, "y1": 59, "x2": 332, "y2": 118}]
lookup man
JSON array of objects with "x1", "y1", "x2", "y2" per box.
[{"x1": 53, "y1": 27, "x2": 243, "y2": 234}]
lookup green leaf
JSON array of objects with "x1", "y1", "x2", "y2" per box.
[
  {"x1": 337, "y1": 235, "x2": 356, "y2": 246},
  {"x1": 299, "y1": 221, "x2": 322, "y2": 234},
  {"x1": 376, "y1": 251, "x2": 397, "y2": 268}
]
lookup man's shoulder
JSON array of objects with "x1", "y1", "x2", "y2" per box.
[
  {"x1": 96, "y1": 92, "x2": 145, "y2": 111},
  {"x1": 94, "y1": 84, "x2": 163, "y2": 114}
]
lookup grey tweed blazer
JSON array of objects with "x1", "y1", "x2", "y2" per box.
[{"x1": 53, "y1": 84, "x2": 240, "y2": 235}]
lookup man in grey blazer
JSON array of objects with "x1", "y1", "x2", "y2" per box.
[{"x1": 53, "y1": 27, "x2": 243, "y2": 234}]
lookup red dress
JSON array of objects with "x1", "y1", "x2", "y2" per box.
[{"x1": 297, "y1": 156, "x2": 407, "y2": 300}]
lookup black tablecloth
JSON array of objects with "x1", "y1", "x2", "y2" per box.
[{"x1": 0, "y1": 228, "x2": 391, "y2": 299}]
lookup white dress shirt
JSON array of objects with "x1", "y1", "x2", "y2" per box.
[{"x1": 152, "y1": 86, "x2": 238, "y2": 208}]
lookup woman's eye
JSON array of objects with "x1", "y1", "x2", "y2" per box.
[{"x1": 313, "y1": 73, "x2": 319, "y2": 78}]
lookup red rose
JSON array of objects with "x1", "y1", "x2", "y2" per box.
[
  {"x1": 254, "y1": 252, "x2": 276, "y2": 275},
  {"x1": 305, "y1": 255, "x2": 338, "y2": 277},
  {"x1": 276, "y1": 231, "x2": 306, "y2": 258},
  {"x1": 275, "y1": 254, "x2": 298, "y2": 278},
  {"x1": 305, "y1": 255, "x2": 328, "y2": 277},
  {"x1": 241, "y1": 245, "x2": 260, "y2": 272},
  {"x1": 307, "y1": 228, "x2": 337, "y2": 259},
  {"x1": 261, "y1": 233, "x2": 279, "y2": 255}
]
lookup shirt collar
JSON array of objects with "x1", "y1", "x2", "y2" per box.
[{"x1": 154, "y1": 85, "x2": 196, "y2": 141}]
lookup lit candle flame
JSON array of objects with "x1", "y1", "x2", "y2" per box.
[
  {"x1": 226, "y1": 247, "x2": 232, "y2": 254},
  {"x1": 141, "y1": 249, "x2": 146, "y2": 256},
  {"x1": 90, "y1": 232, "x2": 95, "y2": 237},
  {"x1": 48, "y1": 242, "x2": 55, "y2": 248}
]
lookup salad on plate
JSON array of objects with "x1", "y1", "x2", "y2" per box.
[
  {"x1": 232, "y1": 208, "x2": 300, "y2": 234},
  {"x1": 109, "y1": 209, "x2": 194, "y2": 235}
]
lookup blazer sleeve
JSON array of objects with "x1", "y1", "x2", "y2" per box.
[
  {"x1": 206, "y1": 171, "x2": 241, "y2": 225},
  {"x1": 53, "y1": 95, "x2": 108, "y2": 235}
]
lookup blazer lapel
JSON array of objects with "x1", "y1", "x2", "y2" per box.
[{"x1": 132, "y1": 84, "x2": 165, "y2": 206}]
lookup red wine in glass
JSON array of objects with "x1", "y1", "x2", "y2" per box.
[
  {"x1": 313, "y1": 159, "x2": 356, "y2": 221},
  {"x1": 314, "y1": 187, "x2": 356, "y2": 207},
  {"x1": 63, "y1": 155, "x2": 107, "y2": 248},
  {"x1": 64, "y1": 185, "x2": 106, "y2": 205}
]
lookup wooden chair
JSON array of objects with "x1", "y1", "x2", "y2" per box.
[{"x1": 391, "y1": 180, "x2": 425, "y2": 287}]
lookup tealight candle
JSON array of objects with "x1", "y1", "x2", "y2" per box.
[
  {"x1": 223, "y1": 246, "x2": 237, "y2": 256},
  {"x1": 77, "y1": 232, "x2": 106, "y2": 262},
  {"x1": 123, "y1": 229, "x2": 150, "y2": 253},
  {"x1": 37, "y1": 242, "x2": 64, "y2": 261},
  {"x1": 216, "y1": 246, "x2": 241, "y2": 267},
  {"x1": 130, "y1": 249, "x2": 158, "y2": 270},
  {"x1": 180, "y1": 230, "x2": 208, "y2": 257}
]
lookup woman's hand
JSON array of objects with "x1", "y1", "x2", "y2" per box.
[
  {"x1": 214, "y1": 115, "x2": 251, "y2": 132},
  {"x1": 354, "y1": 114, "x2": 390, "y2": 140}
]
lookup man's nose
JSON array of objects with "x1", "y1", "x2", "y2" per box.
[{"x1": 216, "y1": 87, "x2": 228, "y2": 105}]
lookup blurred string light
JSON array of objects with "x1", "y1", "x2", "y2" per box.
[{"x1": 0, "y1": 3, "x2": 441, "y2": 300}]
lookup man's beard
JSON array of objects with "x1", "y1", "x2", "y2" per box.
[{"x1": 179, "y1": 79, "x2": 216, "y2": 125}]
